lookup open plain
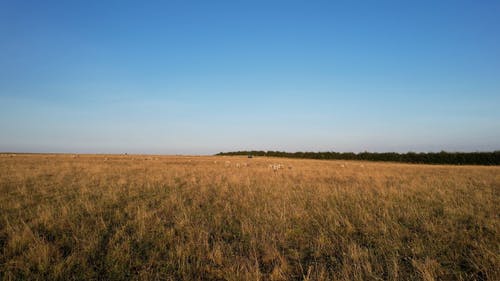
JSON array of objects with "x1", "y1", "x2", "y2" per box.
[{"x1": 0, "y1": 154, "x2": 498, "y2": 280}]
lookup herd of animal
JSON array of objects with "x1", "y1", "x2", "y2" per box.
[
  {"x1": 221, "y1": 160, "x2": 290, "y2": 171},
  {"x1": 62, "y1": 155, "x2": 365, "y2": 170}
]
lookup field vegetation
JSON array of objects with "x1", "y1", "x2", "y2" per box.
[
  {"x1": 218, "y1": 151, "x2": 500, "y2": 165},
  {"x1": 0, "y1": 154, "x2": 498, "y2": 280}
]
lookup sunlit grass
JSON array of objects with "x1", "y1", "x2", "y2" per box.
[{"x1": 0, "y1": 154, "x2": 498, "y2": 280}]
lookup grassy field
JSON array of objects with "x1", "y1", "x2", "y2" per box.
[{"x1": 0, "y1": 154, "x2": 498, "y2": 280}]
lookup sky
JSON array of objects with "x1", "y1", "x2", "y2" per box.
[{"x1": 1, "y1": 0, "x2": 499, "y2": 154}]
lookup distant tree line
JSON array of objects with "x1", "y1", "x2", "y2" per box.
[{"x1": 216, "y1": 150, "x2": 500, "y2": 165}]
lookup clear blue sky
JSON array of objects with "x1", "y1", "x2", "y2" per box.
[{"x1": 1, "y1": 0, "x2": 499, "y2": 154}]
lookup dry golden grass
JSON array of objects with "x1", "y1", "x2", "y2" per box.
[{"x1": 0, "y1": 154, "x2": 498, "y2": 280}]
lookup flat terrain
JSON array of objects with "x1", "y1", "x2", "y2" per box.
[{"x1": 0, "y1": 154, "x2": 498, "y2": 280}]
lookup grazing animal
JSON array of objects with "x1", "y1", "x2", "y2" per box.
[{"x1": 269, "y1": 164, "x2": 284, "y2": 171}]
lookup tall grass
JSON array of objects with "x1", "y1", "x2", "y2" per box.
[{"x1": 0, "y1": 154, "x2": 498, "y2": 280}]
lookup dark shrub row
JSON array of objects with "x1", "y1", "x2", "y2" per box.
[{"x1": 216, "y1": 150, "x2": 500, "y2": 165}]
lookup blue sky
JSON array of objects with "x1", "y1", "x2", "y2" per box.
[{"x1": 1, "y1": 0, "x2": 499, "y2": 154}]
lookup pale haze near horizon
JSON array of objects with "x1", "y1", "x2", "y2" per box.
[{"x1": 1, "y1": 1, "x2": 499, "y2": 155}]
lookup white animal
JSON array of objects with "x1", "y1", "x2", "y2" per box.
[{"x1": 269, "y1": 163, "x2": 284, "y2": 171}]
